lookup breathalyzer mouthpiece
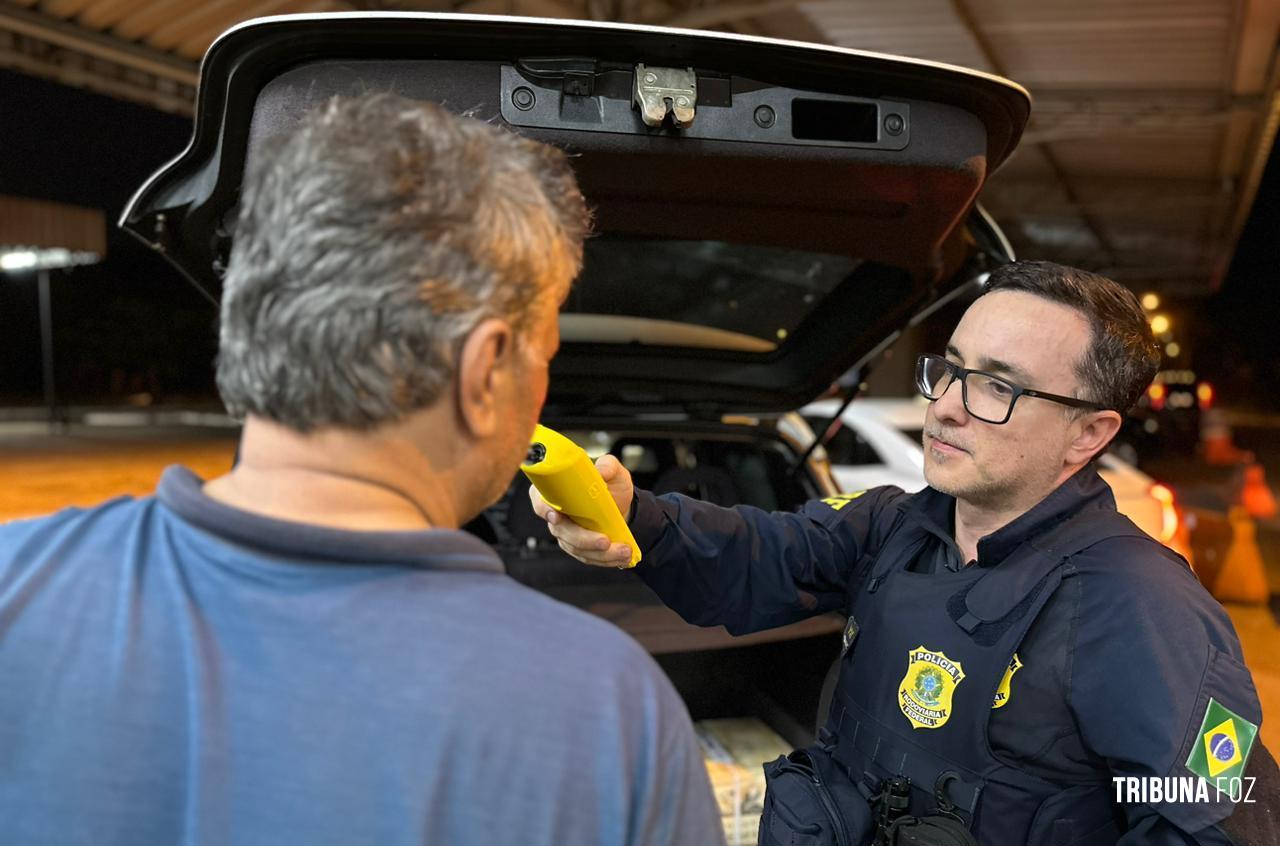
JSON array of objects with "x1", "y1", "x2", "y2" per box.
[{"x1": 525, "y1": 442, "x2": 547, "y2": 465}]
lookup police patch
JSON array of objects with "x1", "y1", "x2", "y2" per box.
[
  {"x1": 821, "y1": 491, "x2": 866, "y2": 511},
  {"x1": 1186, "y1": 697, "x2": 1257, "y2": 785},
  {"x1": 898, "y1": 646, "x2": 965, "y2": 730},
  {"x1": 992, "y1": 653, "x2": 1022, "y2": 710}
]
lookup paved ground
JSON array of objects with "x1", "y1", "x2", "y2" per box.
[
  {"x1": 0, "y1": 422, "x2": 238, "y2": 520},
  {"x1": 1, "y1": 420, "x2": 1277, "y2": 753}
]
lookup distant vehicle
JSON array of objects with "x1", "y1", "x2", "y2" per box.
[
  {"x1": 1117, "y1": 369, "x2": 1212, "y2": 464},
  {"x1": 802, "y1": 397, "x2": 1196, "y2": 567},
  {"x1": 803, "y1": 398, "x2": 929, "y2": 494}
]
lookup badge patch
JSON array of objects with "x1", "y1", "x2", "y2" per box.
[
  {"x1": 841, "y1": 616, "x2": 860, "y2": 657},
  {"x1": 992, "y1": 653, "x2": 1022, "y2": 710},
  {"x1": 822, "y1": 491, "x2": 866, "y2": 511},
  {"x1": 1186, "y1": 698, "x2": 1258, "y2": 784},
  {"x1": 898, "y1": 646, "x2": 965, "y2": 729}
]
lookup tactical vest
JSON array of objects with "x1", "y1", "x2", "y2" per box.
[{"x1": 827, "y1": 505, "x2": 1147, "y2": 845}]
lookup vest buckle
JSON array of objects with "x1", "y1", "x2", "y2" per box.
[{"x1": 869, "y1": 775, "x2": 911, "y2": 844}]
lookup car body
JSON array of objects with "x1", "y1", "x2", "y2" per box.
[
  {"x1": 802, "y1": 397, "x2": 930, "y2": 493},
  {"x1": 802, "y1": 396, "x2": 1196, "y2": 566},
  {"x1": 123, "y1": 12, "x2": 1030, "y2": 739}
]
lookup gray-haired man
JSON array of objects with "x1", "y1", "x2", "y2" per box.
[{"x1": 0, "y1": 94, "x2": 724, "y2": 846}]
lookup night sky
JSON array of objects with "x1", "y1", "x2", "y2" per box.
[{"x1": 0, "y1": 66, "x2": 1277, "y2": 408}]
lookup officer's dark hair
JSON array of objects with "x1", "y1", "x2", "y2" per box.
[
  {"x1": 216, "y1": 93, "x2": 590, "y2": 433},
  {"x1": 981, "y1": 260, "x2": 1160, "y2": 415}
]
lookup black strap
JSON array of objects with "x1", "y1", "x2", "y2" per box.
[{"x1": 846, "y1": 504, "x2": 911, "y2": 605}]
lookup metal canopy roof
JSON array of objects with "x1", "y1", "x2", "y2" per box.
[
  {"x1": 2, "y1": 0, "x2": 1277, "y2": 297},
  {"x1": 801, "y1": 0, "x2": 1280, "y2": 297}
]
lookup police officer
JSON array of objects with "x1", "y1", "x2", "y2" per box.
[{"x1": 532, "y1": 261, "x2": 1267, "y2": 845}]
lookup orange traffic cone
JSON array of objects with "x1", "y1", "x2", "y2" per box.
[
  {"x1": 1211, "y1": 507, "x2": 1270, "y2": 605},
  {"x1": 1203, "y1": 435, "x2": 1246, "y2": 465},
  {"x1": 1201, "y1": 409, "x2": 1252, "y2": 465},
  {"x1": 1239, "y1": 464, "x2": 1278, "y2": 521}
]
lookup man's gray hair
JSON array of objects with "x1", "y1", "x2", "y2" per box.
[{"x1": 216, "y1": 93, "x2": 590, "y2": 432}]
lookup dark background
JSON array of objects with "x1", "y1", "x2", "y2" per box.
[
  {"x1": 1, "y1": 68, "x2": 211, "y2": 406},
  {"x1": 1, "y1": 66, "x2": 1277, "y2": 410},
  {"x1": 1200, "y1": 138, "x2": 1280, "y2": 408}
]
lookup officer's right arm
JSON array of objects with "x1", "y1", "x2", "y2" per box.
[{"x1": 531, "y1": 455, "x2": 895, "y2": 636}]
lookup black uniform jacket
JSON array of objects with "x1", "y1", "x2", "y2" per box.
[{"x1": 629, "y1": 466, "x2": 1266, "y2": 844}]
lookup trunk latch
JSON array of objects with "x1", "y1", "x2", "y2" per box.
[{"x1": 634, "y1": 64, "x2": 697, "y2": 127}]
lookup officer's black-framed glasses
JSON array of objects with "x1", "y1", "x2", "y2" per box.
[{"x1": 915, "y1": 354, "x2": 1109, "y2": 425}]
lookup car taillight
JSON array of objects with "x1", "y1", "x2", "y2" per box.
[
  {"x1": 1197, "y1": 382, "x2": 1214, "y2": 410},
  {"x1": 1150, "y1": 483, "x2": 1179, "y2": 544},
  {"x1": 1148, "y1": 383, "x2": 1166, "y2": 411}
]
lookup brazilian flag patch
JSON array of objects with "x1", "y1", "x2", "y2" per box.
[
  {"x1": 822, "y1": 491, "x2": 866, "y2": 511},
  {"x1": 1185, "y1": 697, "x2": 1258, "y2": 785}
]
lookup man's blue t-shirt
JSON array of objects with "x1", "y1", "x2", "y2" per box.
[{"x1": 0, "y1": 467, "x2": 724, "y2": 846}]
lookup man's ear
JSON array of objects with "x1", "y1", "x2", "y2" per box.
[
  {"x1": 455, "y1": 319, "x2": 514, "y2": 439},
  {"x1": 1067, "y1": 409, "x2": 1123, "y2": 465}
]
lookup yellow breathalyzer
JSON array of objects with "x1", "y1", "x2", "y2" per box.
[{"x1": 521, "y1": 424, "x2": 641, "y2": 568}]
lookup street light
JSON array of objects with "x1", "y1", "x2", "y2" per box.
[
  {"x1": 1141, "y1": 293, "x2": 1160, "y2": 311},
  {"x1": 1150, "y1": 314, "x2": 1171, "y2": 335},
  {"x1": 0, "y1": 247, "x2": 99, "y2": 272},
  {"x1": 0, "y1": 196, "x2": 106, "y2": 428}
]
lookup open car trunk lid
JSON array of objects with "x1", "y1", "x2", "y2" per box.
[{"x1": 122, "y1": 13, "x2": 1029, "y2": 415}]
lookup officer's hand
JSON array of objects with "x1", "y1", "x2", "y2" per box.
[{"x1": 528, "y1": 455, "x2": 636, "y2": 567}]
